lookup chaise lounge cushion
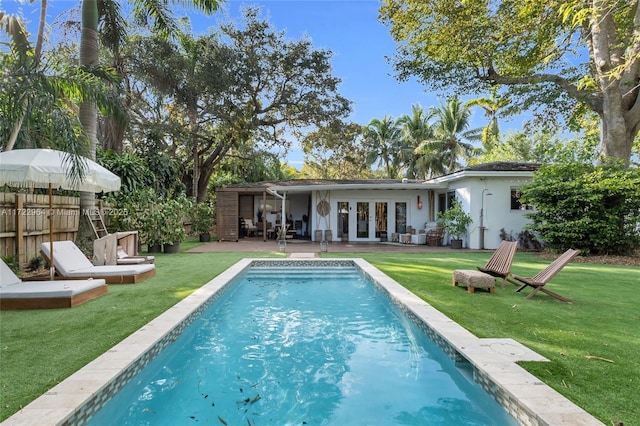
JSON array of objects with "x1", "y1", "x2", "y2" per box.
[
  {"x1": 40, "y1": 241, "x2": 155, "y2": 278},
  {"x1": 1, "y1": 260, "x2": 107, "y2": 309},
  {"x1": 1, "y1": 279, "x2": 106, "y2": 299}
]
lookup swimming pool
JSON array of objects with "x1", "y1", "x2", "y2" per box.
[
  {"x1": 2, "y1": 259, "x2": 604, "y2": 426},
  {"x1": 87, "y1": 264, "x2": 517, "y2": 425}
]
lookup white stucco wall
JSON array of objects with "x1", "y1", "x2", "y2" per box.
[
  {"x1": 455, "y1": 176, "x2": 534, "y2": 250},
  {"x1": 310, "y1": 188, "x2": 432, "y2": 242},
  {"x1": 261, "y1": 171, "x2": 535, "y2": 247}
]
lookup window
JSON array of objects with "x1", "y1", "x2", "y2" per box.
[
  {"x1": 511, "y1": 188, "x2": 533, "y2": 210},
  {"x1": 437, "y1": 191, "x2": 456, "y2": 214}
]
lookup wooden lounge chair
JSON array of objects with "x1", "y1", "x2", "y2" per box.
[
  {"x1": 41, "y1": 241, "x2": 156, "y2": 284},
  {"x1": 477, "y1": 241, "x2": 518, "y2": 288},
  {"x1": 1, "y1": 259, "x2": 107, "y2": 310},
  {"x1": 510, "y1": 249, "x2": 580, "y2": 303}
]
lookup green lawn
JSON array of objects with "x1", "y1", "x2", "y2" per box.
[{"x1": 1, "y1": 246, "x2": 638, "y2": 425}]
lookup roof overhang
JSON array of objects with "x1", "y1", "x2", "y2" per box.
[
  {"x1": 268, "y1": 182, "x2": 446, "y2": 193},
  {"x1": 427, "y1": 170, "x2": 536, "y2": 184}
]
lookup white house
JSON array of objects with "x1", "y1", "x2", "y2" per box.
[{"x1": 216, "y1": 162, "x2": 539, "y2": 249}]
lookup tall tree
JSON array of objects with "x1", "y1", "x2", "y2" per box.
[
  {"x1": 419, "y1": 96, "x2": 480, "y2": 173},
  {"x1": 301, "y1": 122, "x2": 371, "y2": 179},
  {"x1": 363, "y1": 116, "x2": 405, "y2": 178},
  {"x1": 467, "y1": 87, "x2": 511, "y2": 152},
  {"x1": 77, "y1": 0, "x2": 221, "y2": 210},
  {"x1": 127, "y1": 27, "x2": 211, "y2": 199},
  {"x1": 474, "y1": 129, "x2": 599, "y2": 165},
  {"x1": 380, "y1": 0, "x2": 640, "y2": 166},
  {"x1": 0, "y1": 12, "x2": 115, "y2": 179},
  {"x1": 397, "y1": 104, "x2": 435, "y2": 179},
  {"x1": 126, "y1": 8, "x2": 351, "y2": 201}
]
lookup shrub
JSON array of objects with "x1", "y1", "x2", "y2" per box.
[
  {"x1": 190, "y1": 202, "x2": 215, "y2": 235},
  {"x1": 520, "y1": 162, "x2": 640, "y2": 255},
  {"x1": 97, "y1": 149, "x2": 153, "y2": 195},
  {"x1": 437, "y1": 199, "x2": 473, "y2": 240}
]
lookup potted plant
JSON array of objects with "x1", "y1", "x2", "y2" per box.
[
  {"x1": 160, "y1": 196, "x2": 192, "y2": 253},
  {"x1": 143, "y1": 202, "x2": 164, "y2": 253},
  {"x1": 276, "y1": 224, "x2": 289, "y2": 252},
  {"x1": 191, "y1": 202, "x2": 214, "y2": 242},
  {"x1": 437, "y1": 199, "x2": 473, "y2": 249}
]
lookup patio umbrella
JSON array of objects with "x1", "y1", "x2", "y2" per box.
[{"x1": 0, "y1": 149, "x2": 121, "y2": 279}]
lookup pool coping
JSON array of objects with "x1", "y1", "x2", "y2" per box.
[{"x1": 1, "y1": 258, "x2": 604, "y2": 426}]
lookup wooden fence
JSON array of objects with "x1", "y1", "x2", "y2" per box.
[{"x1": 0, "y1": 192, "x2": 80, "y2": 267}]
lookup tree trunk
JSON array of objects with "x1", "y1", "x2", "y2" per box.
[
  {"x1": 79, "y1": 0, "x2": 99, "y2": 212},
  {"x1": 99, "y1": 115, "x2": 125, "y2": 152},
  {"x1": 600, "y1": 113, "x2": 633, "y2": 164},
  {"x1": 590, "y1": 0, "x2": 636, "y2": 166},
  {"x1": 197, "y1": 166, "x2": 213, "y2": 203}
]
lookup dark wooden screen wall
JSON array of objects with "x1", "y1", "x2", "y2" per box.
[
  {"x1": 216, "y1": 191, "x2": 239, "y2": 241},
  {"x1": 239, "y1": 195, "x2": 255, "y2": 222}
]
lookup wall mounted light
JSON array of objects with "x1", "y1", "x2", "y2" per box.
[{"x1": 417, "y1": 195, "x2": 423, "y2": 209}]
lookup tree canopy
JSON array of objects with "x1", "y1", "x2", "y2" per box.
[
  {"x1": 125, "y1": 8, "x2": 351, "y2": 200},
  {"x1": 380, "y1": 0, "x2": 640, "y2": 165}
]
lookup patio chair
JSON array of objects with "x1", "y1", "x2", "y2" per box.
[
  {"x1": 510, "y1": 249, "x2": 580, "y2": 303},
  {"x1": 0, "y1": 259, "x2": 107, "y2": 310},
  {"x1": 477, "y1": 241, "x2": 518, "y2": 288},
  {"x1": 40, "y1": 241, "x2": 156, "y2": 284},
  {"x1": 93, "y1": 233, "x2": 154, "y2": 266},
  {"x1": 243, "y1": 218, "x2": 257, "y2": 236}
]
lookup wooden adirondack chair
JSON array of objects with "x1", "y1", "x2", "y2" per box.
[
  {"x1": 477, "y1": 241, "x2": 518, "y2": 288},
  {"x1": 510, "y1": 249, "x2": 580, "y2": 303}
]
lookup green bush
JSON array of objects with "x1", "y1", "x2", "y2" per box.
[
  {"x1": 158, "y1": 197, "x2": 192, "y2": 245},
  {"x1": 97, "y1": 149, "x2": 154, "y2": 195},
  {"x1": 436, "y1": 199, "x2": 473, "y2": 240},
  {"x1": 520, "y1": 162, "x2": 640, "y2": 255},
  {"x1": 190, "y1": 202, "x2": 215, "y2": 235}
]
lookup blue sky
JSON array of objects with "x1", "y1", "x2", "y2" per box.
[{"x1": 2, "y1": 0, "x2": 513, "y2": 168}]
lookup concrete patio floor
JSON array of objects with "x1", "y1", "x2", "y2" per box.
[{"x1": 187, "y1": 237, "x2": 465, "y2": 254}]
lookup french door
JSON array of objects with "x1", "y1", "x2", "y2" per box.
[{"x1": 352, "y1": 201, "x2": 388, "y2": 241}]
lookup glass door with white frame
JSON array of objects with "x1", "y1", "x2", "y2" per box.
[
  {"x1": 356, "y1": 202, "x2": 370, "y2": 239},
  {"x1": 337, "y1": 201, "x2": 349, "y2": 241},
  {"x1": 375, "y1": 202, "x2": 388, "y2": 240}
]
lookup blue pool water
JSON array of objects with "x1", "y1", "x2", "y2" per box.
[{"x1": 88, "y1": 266, "x2": 517, "y2": 425}]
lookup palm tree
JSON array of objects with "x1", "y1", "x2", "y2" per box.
[
  {"x1": 78, "y1": 0, "x2": 222, "y2": 209},
  {"x1": 467, "y1": 87, "x2": 511, "y2": 152},
  {"x1": 420, "y1": 96, "x2": 481, "y2": 174},
  {"x1": 363, "y1": 116, "x2": 404, "y2": 178},
  {"x1": 0, "y1": 12, "x2": 112, "y2": 179},
  {"x1": 128, "y1": 29, "x2": 212, "y2": 199},
  {"x1": 398, "y1": 104, "x2": 435, "y2": 179},
  {"x1": 3, "y1": 1, "x2": 47, "y2": 152}
]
